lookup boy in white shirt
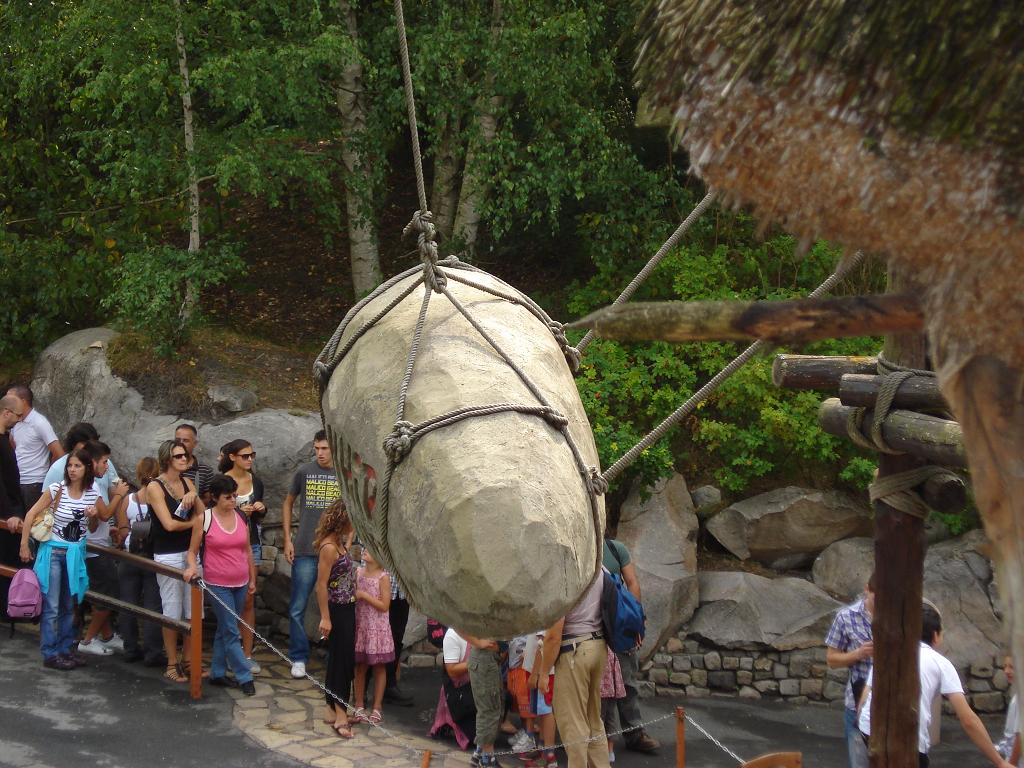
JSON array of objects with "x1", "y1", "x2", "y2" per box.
[{"x1": 858, "y1": 603, "x2": 1013, "y2": 768}]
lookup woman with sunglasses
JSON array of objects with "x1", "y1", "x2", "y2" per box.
[
  {"x1": 147, "y1": 438, "x2": 203, "y2": 684},
  {"x1": 219, "y1": 439, "x2": 265, "y2": 672}
]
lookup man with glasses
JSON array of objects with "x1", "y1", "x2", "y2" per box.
[
  {"x1": 5, "y1": 385, "x2": 63, "y2": 512},
  {"x1": 175, "y1": 424, "x2": 214, "y2": 502}
]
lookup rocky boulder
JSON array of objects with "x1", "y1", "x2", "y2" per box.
[
  {"x1": 923, "y1": 530, "x2": 1002, "y2": 670},
  {"x1": 30, "y1": 327, "x2": 321, "y2": 522},
  {"x1": 812, "y1": 537, "x2": 874, "y2": 601},
  {"x1": 687, "y1": 571, "x2": 841, "y2": 650},
  {"x1": 617, "y1": 473, "x2": 699, "y2": 659},
  {"x1": 706, "y1": 486, "x2": 872, "y2": 569}
]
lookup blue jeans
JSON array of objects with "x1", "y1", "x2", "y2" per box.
[
  {"x1": 40, "y1": 549, "x2": 76, "y2": 659},
  {"x1": 846, "y1": 707, "x2": 869, "y2": 768},
  {"x1": 208, "y1": 583, "x2": 253, "y2": 684},
  {"x1": 288, "y1": 556, "x2": 318, "y2": 663}
]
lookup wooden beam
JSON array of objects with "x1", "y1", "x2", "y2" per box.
[
  {"x1": 920, "y1": 470, "x2": 968, "y2": 515},
  {"x1": 772, "y1": 354, "x2": 878, "y2": 390},
  {"x1": 568, "y1": 294, "x2": 923, "y2": 344},
  {"x1": 818, "y1": 398, "x2": 966, "y2": 467},
  {"x1": 870, "y1": 266, "x2": 927, "y2": 768},
  {"x1": 839, "y1": 374, "x2": 948, "y2": 411}
]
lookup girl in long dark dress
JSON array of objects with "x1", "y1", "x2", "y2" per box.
[{"x1": 314, "y1": 498, "x2": 358, "y2": 738}]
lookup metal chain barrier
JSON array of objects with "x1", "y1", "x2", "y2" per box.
[{"x1": 196, "y1": 577, "x2": 752, "y2": 764}]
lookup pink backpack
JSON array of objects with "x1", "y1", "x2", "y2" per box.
[{"x1": 7, "y1": 568, "x2": 43, "y2": 619}]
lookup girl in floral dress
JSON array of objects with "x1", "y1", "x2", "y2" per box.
[{"x1": 351, "y1": 548, "x2": 394, "y2": 726}]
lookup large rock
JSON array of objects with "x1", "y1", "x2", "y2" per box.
[
  {"x1": 924, "y1": 530, "x2": 1003, "y2": 670},
  {"x1": 617, "y1": 474, "x2": 699, "y2": 659},
  {"x1": 706, "y1": 486, "x2": 872, "y2": 569},
  {"x1": 30, "y1": 327, "x2": 321, "y2": 520},
  {"x1": 812, "y1": 537, "x2": 874, "y2": 601},
  {"x1": 321, "y1": 270, "x2": 603, "y2": 637},
  {"x1": 687, "y1": 572, "x2": 841, "y2": 650}
]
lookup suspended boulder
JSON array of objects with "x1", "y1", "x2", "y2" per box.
[{"x1": 318, "y1": 261, "x2": 604, "y2": 637}]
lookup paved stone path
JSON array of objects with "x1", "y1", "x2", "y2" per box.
[{"x1": 230, "y1": 648, "x2": 472, "y2": 768}]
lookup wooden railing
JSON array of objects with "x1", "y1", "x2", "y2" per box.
[{"x1": 1, "y1": 543, "x2": 204, "y2": 700}]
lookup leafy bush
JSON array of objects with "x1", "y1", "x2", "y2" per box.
[{"x1": 103, "y1": 242, "x2": 245, "y2": 356}]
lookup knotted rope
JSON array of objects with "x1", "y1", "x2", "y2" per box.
[{"x1": 845, "y1": 369, "x2": 915, "y2": 453}]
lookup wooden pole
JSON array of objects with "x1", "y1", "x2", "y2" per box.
[
  {"x1": 568, "y1": 294, "x2": 923, "y2": 344},
  {"x1": 818, "y1": 399, "x2": 966, "y2": 467},
  {"x1": 190, "y1": 583, "x2": 203, "y2": 701},
  {"x1": 772, "y1": 354, "x2": 878, "y2": 390},
  {"x1": 839, "y1": 374, "x2": 948, "y2": 411},
  {"x1": 420, "y1": 749, "x2": 432, "y2": 768},
  {"x1": 869, "y1": 267, "x2": 927, "y2": 768},
  {"x1": 676, "y1": 706, "x2": 686, "y2": 768}
]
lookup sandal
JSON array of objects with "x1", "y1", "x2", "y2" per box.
[
  {"x1": 368, "y1": 709, "x2": 382, "y2": 725},
  {"x1": 351, "y1": 707, "x2": 368, "y2": 724},
  {"x1": 164, "y1": 665, "x2": 187, "y2": 684},
  {"x1": 333, "y1": 722, "x2": 355, "y2": 739},
  {"x1": 179, "y1": 661, "x2": 211, "y2": 680}
]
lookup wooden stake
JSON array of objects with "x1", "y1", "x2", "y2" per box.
[
  {"x1": 568, "y1": 294, "x2": 923, "y2": 344},
  {"x1": 676, "y1": 706, "x2": 686, "y2": 768},
  {"x1": 420, "y1": 749, "x2": 432, "y2": 768}
]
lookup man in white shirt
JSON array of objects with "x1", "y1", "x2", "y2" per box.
[
  {"x1": 6, "y1": 385, "x2": 63, "y2": 511},
  {"x1": 858, "y1": 603, "x2": 1013, "y2": 768}
]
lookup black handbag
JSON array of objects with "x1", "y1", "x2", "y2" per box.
[
  {"x1": 128, "y1": 519, "x2": 153, "y2": 557},
  {"x1": 443, "y1": 673, "x2": 476, "y2": 731}
]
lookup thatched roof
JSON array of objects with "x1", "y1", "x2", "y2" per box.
[{"x1": 636, "y1": 0, "x2": 1024, "y2": 367}]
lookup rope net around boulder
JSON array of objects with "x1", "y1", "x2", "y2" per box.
[{"x1": 314, "y1": 248, "x2": 605, "y2": 596}]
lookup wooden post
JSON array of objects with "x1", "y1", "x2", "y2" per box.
[
  {"x1": 869, "y1": 267, "x2": 927, "y2": 768},
  {"x1": 676, "y1": 706, "x2": 686, "y2": 768},
  {"x1": 420, "y1": 749, "x2": 432, "y2": 768},
  {"x1": 190, "y1": 583, "x2": 203, "y2": 701}
]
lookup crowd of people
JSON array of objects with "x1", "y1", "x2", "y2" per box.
[{"x1": 826, "y1": 573, "x2": 1021, "y2": 768}]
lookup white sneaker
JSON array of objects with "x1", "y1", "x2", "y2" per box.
[
  {"x1": 247, "y1": 657, "x2": 261, "y2": 674},
  {"x1": 99, "y1": 634, "x2": 124, "y2": 652},
  {"x1": 290, "y1": 661, "x2": 306, "y2": 679},
  {"x1": 78, "y1": 639, "x2": 113, "y2": 656}
]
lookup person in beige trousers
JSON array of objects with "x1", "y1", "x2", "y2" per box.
[{"x1": 533, "y1": 572, "x2": 611, "y2": 768}]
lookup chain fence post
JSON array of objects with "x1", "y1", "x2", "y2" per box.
[
  {"x1": 676, "y1": 706, "x2": 686, "y2": 768},
  {"x1": 189, "y1": 582, "x2": 203, "y2": 700},
  {"x1": 420, "y1": 750, "x2": 432, "y2": 768}
]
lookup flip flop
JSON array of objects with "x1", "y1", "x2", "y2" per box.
[
  {"x1": 333, "y1": 722, "x2": 354, "y2": 739},
  {"x1": 164, "y1": 665, "x2": 187, "y2": 684}
]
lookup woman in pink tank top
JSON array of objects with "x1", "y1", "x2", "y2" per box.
[{"x1": 183, "y1": 474, "x2": 256, "y2": 694}]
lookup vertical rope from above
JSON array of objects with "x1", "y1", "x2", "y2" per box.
[
  {"x1": 600, "y1": 250, "x2": 866, "y2": 485},
  {"x1": 392, "y1": 0, "x2": 428, "y2": 214},
  {"x1": 574, "y1": 190, "x2": 716, "y2": 357}
]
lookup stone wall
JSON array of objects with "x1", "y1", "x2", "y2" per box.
[{"x1": 637, "y1": 635, "x2": 1013, "y2": 713}]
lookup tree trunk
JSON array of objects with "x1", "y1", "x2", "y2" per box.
[
  {"x1": 337, "y1": 1, "x2": 381, "y2": 297},
  {"x1": 936, "y1": 353, "x2": 1024, "y2": 747},
  {"x1": 173, "y1": 0, "x2": 200, "y2": 329},
  {"x1": 869, "y1": 266, "x2": 928, "y2": 768},
  {"x1": 452, "y1": 0, "x2": 502, "y2": 259},
  {"x1": 430, "y1": 114, "x2": 462, "y2": 241}
]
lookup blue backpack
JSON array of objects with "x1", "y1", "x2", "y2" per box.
[{"x1": 600, "y1": 545, "x2": 645, "y2": 653}]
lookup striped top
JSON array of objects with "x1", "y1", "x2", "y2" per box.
[{"x1": 47, "y1": 481, "x2": 100, "y2": 544}]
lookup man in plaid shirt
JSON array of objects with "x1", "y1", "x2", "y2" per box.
[{"x1": 826, "y1": 573, "x2": 875, "y2": 768}]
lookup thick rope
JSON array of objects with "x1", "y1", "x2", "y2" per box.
[
  {"x1": 845, "y1": 369, "x2": 915, "y2": 453},
  {"x1": 392, "y1": 0, "x2": 428, "y2": 213},
  {"x1": 869, "y1": 465, "x2": 949, "y2": 519},
  {"x1": 600, "y1": 251, "x2": 866, "y2": 485},
  {"x1": 574, "y1": 190, "x2": 716, "y2": 357}
]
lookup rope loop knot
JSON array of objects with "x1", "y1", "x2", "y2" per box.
[
  {"x1": 538, "y1": 406, "x2": 570, "y2": 429},
  {"x1": 588, "y1": 467, "x2": 609, "y2": 496},
  {"x1": 404, "y1": 209, "x2": 445, "y2": 290},
  {"x1": 383, "y1": 420, "x2": 416, "y2": 464},
  {"x1": 548, "y1": 321, "x2": 582, "y2": 373},
  {"x1": 313, "y1": 360, "x2": 331, "y2": 388}
]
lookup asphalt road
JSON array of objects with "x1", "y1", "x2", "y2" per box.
[{"x1": 0, "y1": 626, "x2": 1008, "y2": 768}]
